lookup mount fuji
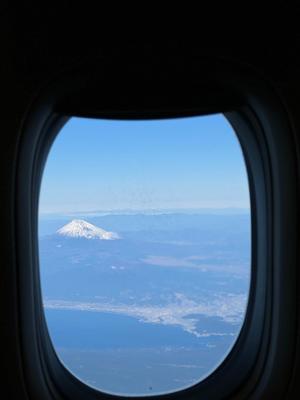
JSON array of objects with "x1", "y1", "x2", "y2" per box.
[{"x1": 56, "y1": 219, "x2": 120, "y2": 240}]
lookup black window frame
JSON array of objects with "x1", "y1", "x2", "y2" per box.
[{"x1": 15, "y1": 59, "x2": 298, "y2": 400}]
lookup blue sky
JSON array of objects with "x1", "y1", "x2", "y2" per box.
[{"x1": 39, "y1": 115, "x2": 250, "y2": 214}]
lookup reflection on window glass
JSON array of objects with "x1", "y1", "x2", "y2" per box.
[{"x1": 39, "y1": 115, "x2": 251, "y2": 396}]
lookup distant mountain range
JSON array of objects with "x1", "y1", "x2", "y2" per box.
[{"x1": 57, "y1": 219, "x2": 120, "y2": 240}]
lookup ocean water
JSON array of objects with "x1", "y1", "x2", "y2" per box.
[{"x1": 45, "y1": 309, "x2": 239, "y2": 395}]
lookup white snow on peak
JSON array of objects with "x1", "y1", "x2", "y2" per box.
[{"x1": 56, "y1": 219, "x2": 120, "y2": 240}]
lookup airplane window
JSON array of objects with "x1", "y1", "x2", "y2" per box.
[{"x1": 38, "y1": 115, "x2": 251, "y2": 396}]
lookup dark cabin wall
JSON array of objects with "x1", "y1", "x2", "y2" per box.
[{"x1": 0, "y1": 7, "x2": 299, "y2": 399}]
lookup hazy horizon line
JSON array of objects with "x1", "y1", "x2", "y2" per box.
[{"x1": 39, "y1": 207, "x2": 251, "y2": 218}]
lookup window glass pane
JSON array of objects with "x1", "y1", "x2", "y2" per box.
[{"x1": 39, "y1": 115, "x2": 251, "y2": 396}]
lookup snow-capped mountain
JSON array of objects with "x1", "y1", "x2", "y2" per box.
[{"x1": 56, "y1": 219, "x2": 120, "y2": 240}]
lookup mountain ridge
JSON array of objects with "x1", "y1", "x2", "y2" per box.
[{"x1": 56, "y1": 219, "x2": 120, "y2": 240}]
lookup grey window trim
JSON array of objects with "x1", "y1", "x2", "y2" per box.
[{"x1": 15, "y1": 59, "x2": 298, "y2": 400}]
